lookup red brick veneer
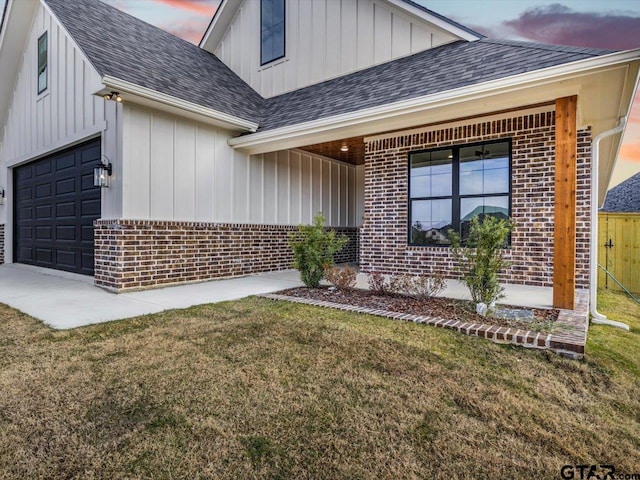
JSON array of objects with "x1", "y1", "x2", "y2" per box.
[
  {"x1": 360, "y1": 111, "x2": 591, "y2": 288},
  {"x1": 94, "y1": 220, "x2": 359, "y2": 291},
  {"x1": 0, "y1": 224, "x2": 4, "y2": 264}
]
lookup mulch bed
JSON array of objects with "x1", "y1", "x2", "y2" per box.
[{"x1": 278, "y1": 287, "x2": 559, "y2": 333}]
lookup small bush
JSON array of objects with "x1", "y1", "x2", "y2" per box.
[
  {"x1": 289, "y1": 213, "x2": 348, "y2": 288},
  {"x1": 324, "y1": 265, "x2": 357, "y2": 290},
  {"x1": 367, "y1": 272, "x2": 390, "y2": 294},
  {"x1": 448, "y1": 215, "x2": 514, "y2": 306},
  {"x1": 389, "y1": 273, "x2": 446, "y2": 299}
]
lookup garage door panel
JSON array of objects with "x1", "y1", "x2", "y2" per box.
[
  {"x1": 81, "y1": 173, "x2": 95, "y2": 191},
  {"x1": 81, "y1": 198, "x2": 100, "y2": 216},
  {"x1": 56, "y1": 202, "x2": 76, "y2": 218},
  {"x1": 36, "y1": 226, "x2": 52, "y2": 240},
  {"x1": 14, "y1": 139, "x2": 101, "y2": 276},
  {"x1": 56, "y1": 154, "x2": 76, "y2": 171},
  {"x1": 36, "y1": 248, "x2": 53, "y2": 264},
  {"x1": 56, "y1": 225, "x2": 77, "y2": 241},
  {"x1": 81, "y1": 145, "x2": 101, "y2": 165},
  {"x1": 35, "y1": 162, "x2": 52, "y2": 176},
  {"x1": 35, "y1": 183, "x2": 52, "y2": 199},
  {"x1": 36, "y1": 205, "x2": 52, "y2": 220},
  {"x1": 56, "y1": 177, "x2": 76, "y2": 195},
  {"x1": 18, "y1": 187, "x2": 33, "y2": 202}
]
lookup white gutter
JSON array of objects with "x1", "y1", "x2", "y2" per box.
[
  {"x1": 229, "y1": 49, "x2": 640, "y2": 150},
  {"x1": 102, "y1": 75, "x2": 259, "y2": 133},
  {"x1": 590, "y1": 117, "x2": 630, "y2": 331}
]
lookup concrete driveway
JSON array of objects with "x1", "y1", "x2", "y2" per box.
[{"x1": 0, "y1": 264, "x2": 302, "y2": 329}]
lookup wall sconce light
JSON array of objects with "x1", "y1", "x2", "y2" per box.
[
  {"x1": 340, "y1": 145, "x2": 349, "y2": 152},
  {"x1": 94, "y1": 159, "x2": 112, "y2": 188},
  {"x1": 0, "y1": 187, "x2": 5, "y2": 205},
  {"x1": 103, "y1": 91, "x2": 122, "y2": 102}
]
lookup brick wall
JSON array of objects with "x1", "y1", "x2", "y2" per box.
[
  {"x1": 0, "y1": 224, "x2": 4, "y2": 265},
  {"x1": 360, "y1": 110, "x2": 591, "y2": 288},
  {"x1": 94, "y1": 220, "x2": 359, "y2": 291}
]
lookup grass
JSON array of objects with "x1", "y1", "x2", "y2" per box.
[{"x1": 0, "y1": 290, "x2": 638, "y2": 479}]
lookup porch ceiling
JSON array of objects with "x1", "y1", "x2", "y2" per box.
[{"x1": 299, "y1": 136, "x2": 365, "y2": 165}]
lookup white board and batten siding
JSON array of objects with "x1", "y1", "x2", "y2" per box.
[
  {"x1": 0, "y1": 2, "x2": 120, "y2": 224},
  {"x1": 214, "y1": 0, "x2": 458, "y2": 98},
  {"x1": 122, "y1": 104, "x2": 362, "y2": 227}
]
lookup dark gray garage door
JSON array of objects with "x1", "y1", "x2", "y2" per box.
[{"x1": 14, "y1": 139, "x2": 101, "y2": 275}]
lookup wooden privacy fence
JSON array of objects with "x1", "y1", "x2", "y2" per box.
[{"x1": 598, "y1": 213, "x2": 640, "y2": 294}]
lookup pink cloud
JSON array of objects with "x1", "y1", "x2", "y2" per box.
[
  {"x1": 503, "y1": 4, "x2": 640, "y2": 50},
  {"x1": 163, "y1": 19, "x2": 210, "y2": 44},
  {"x1": 150, "y1": 0, "x2": 216, "y2": 16}
]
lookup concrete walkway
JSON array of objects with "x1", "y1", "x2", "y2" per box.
[
  {"x1": 0, "y1": 263, "x2": 553, "y2": 329},
  {"x1": 0, "y1": 264, "x2": 302, "y2": 329}
]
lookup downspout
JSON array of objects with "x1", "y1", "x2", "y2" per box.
[{"x1": 590, "y1": 116, "x2": 630, "y2": 331}]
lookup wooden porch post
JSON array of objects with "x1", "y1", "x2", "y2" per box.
[{"x1": 553, "y1": 96, "x2": 577, "y2": 310}]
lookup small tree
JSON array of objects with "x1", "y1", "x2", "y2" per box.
[
  {"x1": 289, "y1": 213, "x2": 348, "y2": 288},
  {"x1": 449, "y1": 215, "x2": 514, "y2": 306}
]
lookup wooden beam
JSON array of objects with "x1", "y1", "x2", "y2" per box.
[{"x1": 553, "y1": 96, "x2": 577, "y2": 310}]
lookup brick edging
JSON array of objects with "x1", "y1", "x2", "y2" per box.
[{"x1": 259, "y1": 289, "x2": 589, "y2": 358}]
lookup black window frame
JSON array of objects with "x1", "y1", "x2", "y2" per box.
[
  {"x1": 260, "y1": 0, "x2": 286, "y2": 66},
  {"x1": 407, "y1": 138, "x2": 512, "y2": 247},
  {"x1": 37, "y1": 31, "x2": 48, "y2": 95}
]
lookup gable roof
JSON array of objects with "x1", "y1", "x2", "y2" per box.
[
  {"x1": 601, "y1": 172, "x2": 640, "y2": 212},
  {"x1": 200, "y1": 0, "x2": 483, "y2": 53},
  {"x1": 257, "y1": 39, "x2": 614, "y2": 132},
  {"x1": 44, "y1": 0, "x2": 263, "y2": 125}
]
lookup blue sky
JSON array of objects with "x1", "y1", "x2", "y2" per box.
[{"x1": 2, "y1": 0, "x2": 640, "y2": 184}]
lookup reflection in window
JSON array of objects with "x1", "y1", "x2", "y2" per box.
[
  {"x1": 410, "y1": 149, "x2": 453, "y2": 245},
  {"x1": 261, "y1": 0, "x2": 285, "y2": 65},
  {"x1": 38, "y1": 32, "x2": 48, "y2": 94},
  {"x1": 408, "y1": 140, "x2": 511, "y2": 246}
]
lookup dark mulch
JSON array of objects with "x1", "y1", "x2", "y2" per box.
[{"x1": 278, "y1": 287, "x2": 559, "y2": 333}]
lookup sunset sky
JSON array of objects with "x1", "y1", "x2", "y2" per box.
[{"x1": 3, "y1": 0, "x2": 640, "y2": 187}]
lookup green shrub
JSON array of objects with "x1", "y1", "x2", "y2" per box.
[
  {"x1": 289, "y1": 213, "x2": 348, "y2": 288},
  {"x1": 448, "y1": 215, "x2": 514, "y2": 306}
]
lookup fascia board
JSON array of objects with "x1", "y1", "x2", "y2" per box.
[
  {"x1": 101, "y1": 75, "x2": 259, "y2": 132},
  {"x1": 228, "y1": 49, "x2": 640, "y2": 150}
]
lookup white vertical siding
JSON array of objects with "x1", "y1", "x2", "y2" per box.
[
  {"x1": 121, "y1": 105, "x2": 360, "y2": 226},
  {"x1": 214, "y1": 0, "x2": 458, "y2": 98},
  {"x1": 0, "y1": 1, "x2": 120, "y2": 234}
]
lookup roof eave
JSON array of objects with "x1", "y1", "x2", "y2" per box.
[
  {"x1": 199, "y1": 0, "x2": 242, "y2": 53},
  {"x1": 228, "y1": 49, "x2": 640, "y2": 152},
  {"x1": 385, "y1": 0, "x2": 483, "y2": 41},
  {"x1": 101, "y1": 75, "x2": 259, "y2": 132},
  {"x1": 0, "y1": 0, "x2": 39, "y2": 130}
]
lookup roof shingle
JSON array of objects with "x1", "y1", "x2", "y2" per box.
[
  {"x1": 601, "y1": 172, "x2": 640, "y2": 212},
  {"x1": 45, "y1": 0, "x2": 263, "y2": 124},
  {"x1": 258, "y1": 39, "x2": 613, "y2": 132}
]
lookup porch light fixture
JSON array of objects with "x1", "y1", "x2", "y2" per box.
[
  {"x1": 103, "y1": 91, "x2": 122, "y2": 102},
  {"x1": 340, "y1": 145, "x2": 349, "y2": 152},
  {"x1": 0, "y1": 187, "x2": 4, "y2": 205},
  {"x1": 94, "y1": 158, "x2": 112, "y2": 188}
]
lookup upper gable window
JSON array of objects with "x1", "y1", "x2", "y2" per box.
[
  {"x1": 261, "y1": 0, "x2": 285, "y2": 65},
  {"x1": 37, "y1": 32, "x2": 48, "y2": 95}
]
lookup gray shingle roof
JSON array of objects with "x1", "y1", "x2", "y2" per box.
[
  {"x1": 258, "y1": 39, "x2": 613, "y2": 132},
  {"x1": 45, "y1": 0, "x2": 263, "y2": 124},
  {"x1": 43, "y1": 0, "x2": 614, "y2": 134},
  {"x1": 601, "y1": 172, "x2": 640, "y2": 212}
]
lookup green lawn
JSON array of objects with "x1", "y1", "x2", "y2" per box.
[{"x1": 0, "y1": 290, "x2": 638, "y2": 479}]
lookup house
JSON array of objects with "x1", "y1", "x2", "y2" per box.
[{"x1": 0, "y1": 0, "x2": 638, "y2": 313}]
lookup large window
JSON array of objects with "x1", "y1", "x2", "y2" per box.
[
  {"x1": 409, "y1": 139, "x2": 511, "y2": 246},
  {"x1": 37, "y1": 32, "x2": 48, "y2": 95},
  {"x1": 261, "y1": 0, "x2": 285, "y2": 65}
]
